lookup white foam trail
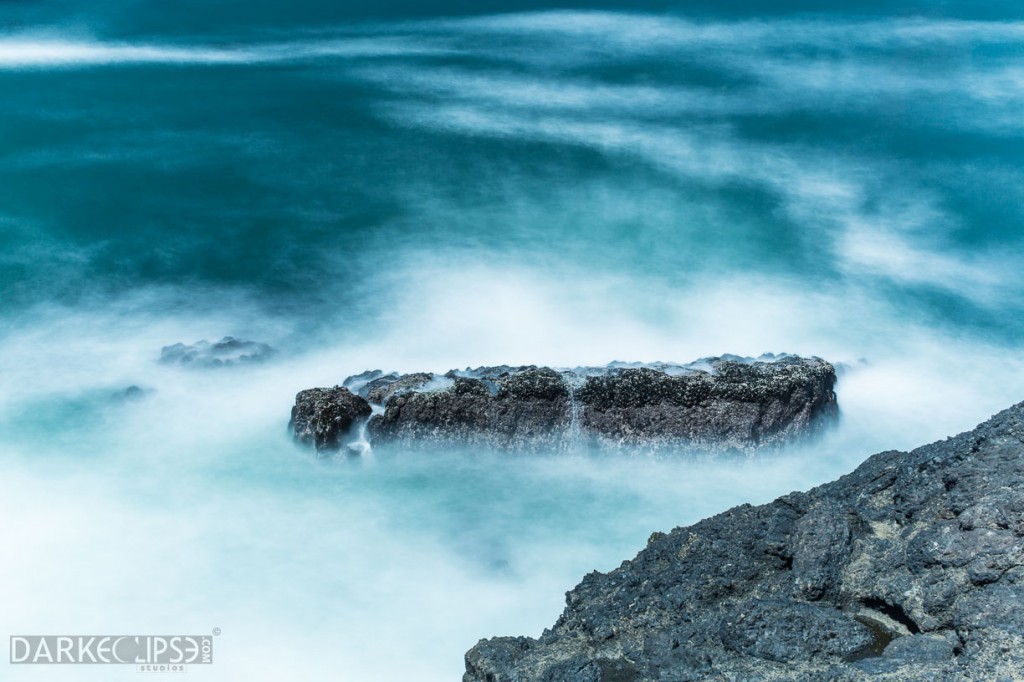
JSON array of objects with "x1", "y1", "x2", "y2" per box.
[
  {"x1": 339, "y1": 13, "x2": 1024, "y2": 136},
  {"x1": 427, "y1": 11, "x2": 1024, "y2": 49},
  {"x1": 373, "y1": 103, "x2": 1023, "y2": 306},
  {"x1": 338, "y1": 10, "x2": 1024, "y2": 309},
  {"x1": 0, "y1": 40, "x2": 244, "y2": 66},
  {"x1": 0, "y1": 36, "x2": 446, "y2": 68},
  {"x1": 838, "y1": 228, "x2": 1015, "y2": 297}
]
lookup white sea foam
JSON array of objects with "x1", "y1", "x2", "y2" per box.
[
  {"x1": 2, "y1": 8, "x2": 1023, "y2": 682},
  {"x1": 2, "y1": 260, "x2": 1024, "y2": 681},
  {"x1": 428, "y1": 12, "x2": 1024, "y2": 50},
  {"x1": 0, "y1": 36, "x2": 444, "y2": 68}
]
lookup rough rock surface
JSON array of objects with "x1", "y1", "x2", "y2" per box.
[
  {"x1": 299, "y1": 356, "x2": 837, "y2": 453},
  {"x1": 291, "y1": 356, "x2": 837, "y2": 453},
  {"x1": 464, "y1": 402, "x2": 1024, "y2": 681},
  {"x1": 368, "y1": 367, "x2": 573, "y2": 451},
  {"x1": 365, "y1": 372, "x2": 436, "y2": 406},
  {"x1": 576, "y1": 359, "x2": 837, "y2": 451},
  {"x1": 160, "y1": 336, "x2": 276, "y2": 367},
  {"x1": 289, "y1": 386, "x2": 372, "y2": 451}
]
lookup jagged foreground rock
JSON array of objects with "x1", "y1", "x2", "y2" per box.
[
  {"x1": 290, "y1": 355, "x2": 838, "y2": 454},
  {"x1": 464, "y1": 402, "x2": 1024, "y2": 681}
]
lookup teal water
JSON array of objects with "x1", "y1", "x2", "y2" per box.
[{"x1": 2, "y1": 2, "x2": 1023, "y2": 680}]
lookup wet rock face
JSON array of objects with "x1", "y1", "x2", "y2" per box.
[
  {"x1": 365, "y1": 373, "x2": 435, "y2": 406},
  {"x1": 289, "y1": 387, "x2": 372, "y2": 451},
  {"x1": 463, "y1": 402, "x2": 1024, "y2": 681},
  {"x1": 290, "y1": 356, "x2": 837, "y2": 453},
  {"x1": 577, "y1": 358, "x2": 838, "y2": 450},
  {"x1": 368, "y1": 368, "x2": 572, "y2": 451}
]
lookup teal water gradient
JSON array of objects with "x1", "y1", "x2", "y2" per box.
[
  {"x1": 1, "y1": 3, "x2": 1024, "y2": 681},
  {"x1": 2, "y1": 3, "x2": 1023, "y2": 341}
]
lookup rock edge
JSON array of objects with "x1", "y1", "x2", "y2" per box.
[
  {"x1": 289, "y1": 355, "x2": 838, "y2": 454},
  {"x1": 463, "y1": 401, "x2": 1024, "y2": 681}
]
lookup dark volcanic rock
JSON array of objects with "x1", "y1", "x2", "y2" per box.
[
  {"x1": 367, "y1": 368, "x2": 571, "y2": 451},
  {"x1": 342, "y1": 369, "x2": 392, "y2": 394},
  {"x1": 289, "y1": 387, "x2": 372, "y2": 452},
  {"x1": 718, "y1": 600, "x2": 874, "y2": 663},
  {"x1": 293, "y1": 356, "x2": 836, "y2": 453},
  {"x1": 365, "y1": 372, "x2": 437, "y2": 405},
  {"x1": 316, "y1": 356, "x2": 836, "y2": 453},
  {"x1": 464, "y1": 402, "x2": 1024, "y2": 681},
  {"x1": 160, "y1": 336, "x2": 276, "y2": 368},
  {"x1": 577, "y1": 357, "x2": 837, "y2": 451}
]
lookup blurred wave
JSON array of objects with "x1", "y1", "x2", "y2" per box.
[{"x1": 2, "y1": 3, "x2": 1023, "y2": 681}]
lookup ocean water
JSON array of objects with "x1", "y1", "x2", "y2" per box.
[{"x1": 2, "y1": 1, "x2": 1023, "y2": 679}]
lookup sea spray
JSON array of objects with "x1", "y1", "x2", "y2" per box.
[
  {"x1": 2, "y1": 2, "x2": 1023, "y2": 681},
  {"x1": 562, "y1": 370, "x2": 586, "y2": 453}
]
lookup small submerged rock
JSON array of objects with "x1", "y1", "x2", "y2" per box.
[
  {"x1": 159, "y1": 336, "x2": 276, "y2": 368},
  {"x1": 290, "y1": 355, "x2": 838, "y2": 454},
  {"x1": 110, "y1": 385, "x2": 150, "y2": 402}
]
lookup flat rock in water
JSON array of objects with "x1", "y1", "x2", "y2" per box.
[
  {"x1": 290, "y1": 355, "x2": 838, "y2": 453},
  {"x1": 463, "y1": 401, "x2": 1024, "y2": 681}
]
